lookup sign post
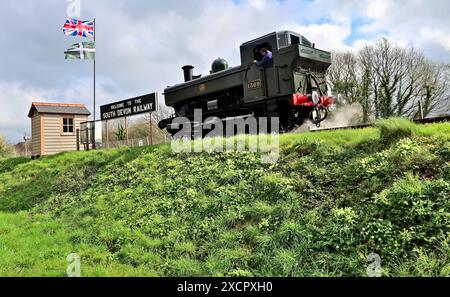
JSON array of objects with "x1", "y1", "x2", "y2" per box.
[
  {"x1": 125, "y1": 116, "x2": 128, "y2": 145},
  {"x1": 149, "y1": 112, "x2": 153, "y2": 146},
  {"x1": 105, "y1": 120, "x2": 109, "y2": 148}
]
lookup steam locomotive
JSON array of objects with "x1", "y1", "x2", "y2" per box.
[{"x1": 158, "y1": 31, "x2": 335, "y2": 135}]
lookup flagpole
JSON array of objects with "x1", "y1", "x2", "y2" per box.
[{"x1": 93, "y1": 18, "x2": 96, "y2": 149}]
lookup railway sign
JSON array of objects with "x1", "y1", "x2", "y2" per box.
[{"x1": 101, "y1": 93, "x2": 158, "y2": 121}]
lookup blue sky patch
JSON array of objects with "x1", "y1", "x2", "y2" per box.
[{"x1": 344, "y1": 17, "x2": 388, "y2": 45}]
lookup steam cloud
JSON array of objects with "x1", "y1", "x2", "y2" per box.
[{"x1": 295, "y1": 103, "x2": 364, "y2": 133}]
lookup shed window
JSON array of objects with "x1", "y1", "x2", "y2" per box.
[{"x1": 62, "y1": 117, "x2": 74, "y2": 133}]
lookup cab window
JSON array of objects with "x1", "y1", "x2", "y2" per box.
[
  {"x1": 253, "y1": 43, "x2": 274, "y2": 68},
  {"x1": 253, "y1": 43, "x2": 272, "y2": 62},
  {"x1": 277, "y1": 32, "x2": 290, "y2": 49},
  {"x1": 290, "y1": 35, "x2": 300, "y2": 45}
]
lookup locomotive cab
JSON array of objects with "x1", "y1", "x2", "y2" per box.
[{"x1": 240, "y1": 32, "x2": 328, "y2": 105}]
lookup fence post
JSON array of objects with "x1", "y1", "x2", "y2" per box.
[
  {"x1": 76, "y1": 129, "x2": 80, "y2": 151},
  {"x1": 418, "y1": 99, "x2": 424, "y2": 120},
  {"x1": 92, "y1": 122, "x2": 96, "y2": 150},
  {"x1": 85, "y1": 125, "x2": 90, "y2": 151}
]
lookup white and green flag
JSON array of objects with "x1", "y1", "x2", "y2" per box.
[{"x1": 65, "y1": 42, "x2": 95, "y2": 60}]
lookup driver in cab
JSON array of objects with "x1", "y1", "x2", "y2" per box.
[{"x1": 253, "y1": 48, "x2": 273, "y2": 68}]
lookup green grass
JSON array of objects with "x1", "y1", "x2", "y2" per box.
[
  {"x1": 0, "y1": 157, "x2": 31, "y2": 174},
  {"x1": 0, "y1": 119, "x2": 448, "y2": 276},
  {"x1": 0, "y1": 212, "x2": 157, "y2": 276}
]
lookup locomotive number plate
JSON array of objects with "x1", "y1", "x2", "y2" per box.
[{"x1": 247, "y1": 79, "x2": 262, "y2": 90}]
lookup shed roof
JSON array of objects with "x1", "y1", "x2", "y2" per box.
[{"x1": 28, "y1": 102, "x2": 91, "y2": 118}]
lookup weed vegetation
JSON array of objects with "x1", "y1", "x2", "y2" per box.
[{"x1": 0, "y1": 119, "x2": 448, "y2": 276}]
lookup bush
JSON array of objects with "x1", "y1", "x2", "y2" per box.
[
  {"x1": 364, "y1": 174, "x2": 449, "y2": 257},
  {"x1": 0, "y1": 157, "x2": 30, "y2": 174},
  {"x1": 0, "y1": 134, "x2": 14, "y2": 159},
  {"x1": 376, "y1": 118, "x2": 416, "y2": 144}
]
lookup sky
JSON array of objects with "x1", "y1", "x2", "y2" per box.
[{"x1": 0, "y1": 0, "x2": 449, "y2": 143}]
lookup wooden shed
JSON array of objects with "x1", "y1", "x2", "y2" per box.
[{"x1": 28, "y1": 102, "x2": 91, "y2": 156}]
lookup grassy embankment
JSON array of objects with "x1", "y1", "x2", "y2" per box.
[{"x1": 0, "y1": 118, "x2": 448, "y2": 276}]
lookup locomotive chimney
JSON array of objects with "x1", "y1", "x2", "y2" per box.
[{"x1": 182, "y1": 65, "x2": 194, "y2": 82}]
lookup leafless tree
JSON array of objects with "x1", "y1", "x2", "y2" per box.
[
  {"x1": 327, "y1": 37, "x2": 450, "y2": 121},
  {"x1": 148, "y1": 104, "x2": 175, "y2": 124},
  {"x1": 144, "y1": 104, "x2": 174, "y2": 138},
  {"x1": 412, "y1": 62, "x2": 450, "y2": 117},
  {"x1": 327, "y1": 50, "x2": 359, "y2": 103}
]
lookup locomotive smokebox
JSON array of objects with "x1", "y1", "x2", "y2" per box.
[{"x1": 182, "y1": 65, "x2": 194, "y2": 82}]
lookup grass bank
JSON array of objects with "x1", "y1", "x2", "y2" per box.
[{"x1": 0, "y1": 119, "x2": 448, "y2": 276}]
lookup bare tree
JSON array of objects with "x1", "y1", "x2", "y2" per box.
[
  {"x1": 148, "y1": 104, "x2": 175, "y2": 125},
  {"x1": 144, "y1": 104, "x2": 174, "y2": 139},
  {"x1": 328, "y1": 49, "x2": 374, "y2": 122},
  {"x1": 327, "y1": 37, "x2": 450, "y2": 121},
  {"x1": 327, "y1": 51, "x2": 359, "y2": 104},
  {"x1": 414, "y1": 62, "x2": 450, "y2": 117}
]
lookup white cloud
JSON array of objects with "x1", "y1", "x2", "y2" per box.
[
  {"x1": 286, "y1": 21, "x2": 353, "y2": 51},
  {"x1": 354, "y1": 0, "x2": 450, "y2": 60},
  {"x1": 0, "y1": 79, "x2": 113, "y2": 142},
  {"x1": 0, "y1": 84, "x2": 39, "y2": 124},
  {"x1": 0, "y1": 83, "x2": 45, "y2": 141},
  {"x1": 247, "y1": 0, "x2": 268, "y2": 10},
  {"x1": 420, "y1": 27, "x2": 450, "y2": 52},
  {"x1": 365, "y1": 0, "x2": 390, "y2": 19}
]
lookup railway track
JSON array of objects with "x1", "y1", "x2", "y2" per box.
[{"x1": 310, "y1": 116, "x2": 450, "y2": 133}]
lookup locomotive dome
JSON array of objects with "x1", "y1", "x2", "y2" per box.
[{"x1": 211, "y1": 58, "x2": 229, "y2": 73}]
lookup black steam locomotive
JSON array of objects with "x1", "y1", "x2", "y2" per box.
[{"x1": 158, "y1": 31, "x2": 335, "y2": 135}]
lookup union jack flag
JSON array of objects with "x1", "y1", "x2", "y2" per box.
[{"x1": 63, "y1": 18, "x2": 95, "y2": 39}]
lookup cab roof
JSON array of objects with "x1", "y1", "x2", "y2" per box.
[{"x1": 240, "y1": 31, "x2": 312, "y2": 47}]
